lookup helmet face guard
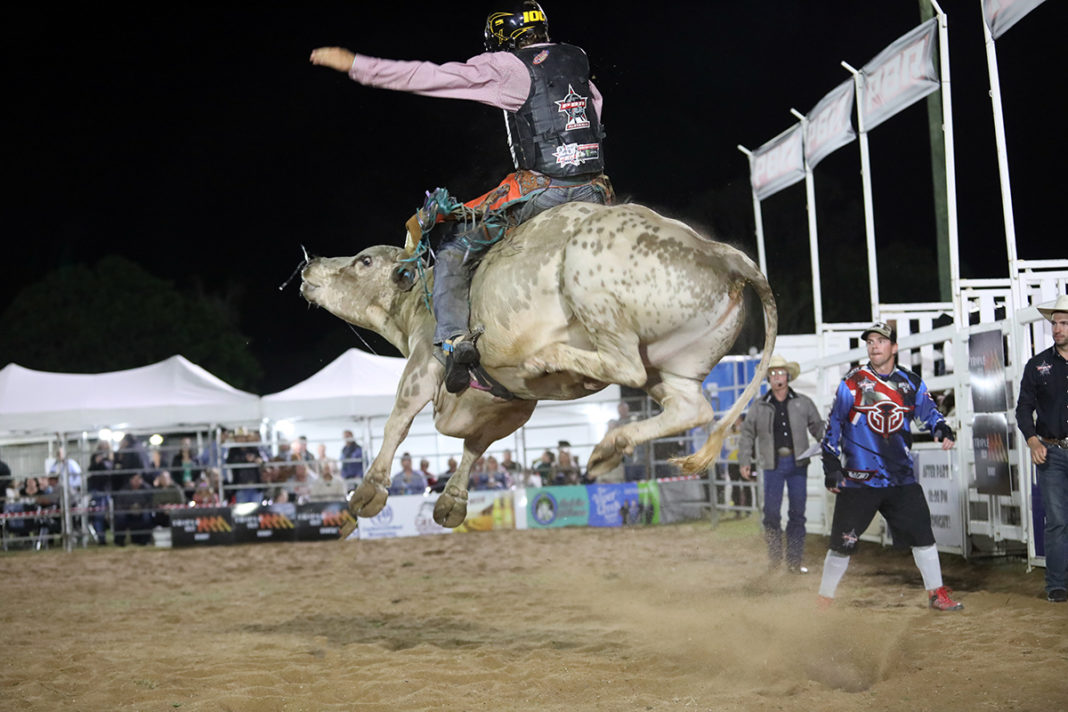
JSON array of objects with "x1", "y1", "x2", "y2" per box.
[{"x1": 484, "y1": 2, "x2": 548, "y2": 52}]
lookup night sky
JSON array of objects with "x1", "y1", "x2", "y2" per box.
[{"x1": 6, "y1": 2, "x2": 1062, "y2": 393}]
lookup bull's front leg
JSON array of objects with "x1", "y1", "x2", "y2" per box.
[{"x1": 347, "y1": 366, "x2": 436, "y2": 522}]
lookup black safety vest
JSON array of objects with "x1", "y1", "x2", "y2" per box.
[{"x1": 505, "y1": 43, "x2": 605, "y2": 178}]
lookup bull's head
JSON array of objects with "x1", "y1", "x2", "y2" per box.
[{"x1": 300, "y1": 245, "x2": 427, "y2": 352}]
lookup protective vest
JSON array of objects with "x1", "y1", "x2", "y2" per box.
[{"x1": 504, "y1": 43, "x2": 605, "y2": 178}]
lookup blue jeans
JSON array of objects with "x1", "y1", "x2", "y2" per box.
[
  {"x1": 432, "y1": 177, "x2": 608, "y2": 345},
  {"x1": 762, "y1": 455, "x2": 808, "y2": 567},
  {"x1": 1038, "y1": 445, "x2": 1068, "y2": 593}
]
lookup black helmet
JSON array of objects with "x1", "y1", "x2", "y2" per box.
[{"x1": 484, "y1": 1, "x2": 549, "y2": 52}]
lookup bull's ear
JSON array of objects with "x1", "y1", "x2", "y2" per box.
[{"x1": 392, "y1": 265, "x2": 417, "y2": 292}]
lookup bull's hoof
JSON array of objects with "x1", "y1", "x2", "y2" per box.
[
  {"x1": 433, "y1": 486, "x2": 469, "y2": 528},
  {"x1": 586, "y1": 447, "x2": 624, "y2": 477},
  {"x1": 347, "y1": 480, "x2": 389, "y2": 518}
]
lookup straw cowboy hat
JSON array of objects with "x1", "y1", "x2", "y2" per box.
[
  {"x1": 767, "y1": 354, "x2": 800, "y2": 381},
  {"x1": 1037, "y1": 294, "x2": 1068, "y2": 321}
]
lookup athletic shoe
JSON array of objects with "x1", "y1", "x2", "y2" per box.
[
  {"x1": 1048, "y1": 589, "x2": 1067, "y2": 603},
  {"x1": 787, "y1": 565, "x2": 809, "y2": 575},
  {"x1": 929, "y1": 586, "x2": 963, "y2": 611}
]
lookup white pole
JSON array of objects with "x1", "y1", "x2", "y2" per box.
[
  {"x1": 841, "y1": 61, "x2": 880, "y2": 321},
  {"x1": 736, "y1": 145, "x2": 769, "y2": 277},
  {"x1": 790, "y1": 108, "x2": 824, "y2": 333},
  {"x1": 980, "y1": 4, "x2": 1020, "y2": 297},
  {"x1": 931, "y1": 1, "x2": 963, "y2": 325}
]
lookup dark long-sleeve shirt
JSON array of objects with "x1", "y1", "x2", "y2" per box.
[{"x1": 1015, "y1": 346, "x2": 1068, "y2": 441}]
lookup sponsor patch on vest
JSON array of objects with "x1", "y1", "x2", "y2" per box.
[
  {"x1": 532, "y1": 49, "x2": 549, "y2": 65},
  {"x1": 553, "y1": 142, "x2": 600, "y2": 167},
  {"x1": 555, "y1": 84, "x2": 591, "y2": 130},
  {"x1": 1036, "y1": 360, "x2": 1052, "y2": 376}
]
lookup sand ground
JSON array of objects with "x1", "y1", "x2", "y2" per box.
[{"x1": 1, "y1": 517, "x2": 1065, "y2": 712}]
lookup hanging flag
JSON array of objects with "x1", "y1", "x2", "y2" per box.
[
  {"x1": 750, "y1": 123, "x2": 804, "y2": 201},
  {"x1": 859, "y1": 18, "x2": 940, "y2": 132},
  {"x1": 804, "y1": 79, "x2": 856, "y2": 168},
  {"x1": 983, "y1": 0, "x2": 1046, "y2": 39}
]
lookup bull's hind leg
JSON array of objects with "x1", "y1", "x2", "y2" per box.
[
  {"x1": 433, "y1": 435, "x2": 492, "y2": 528},
  {"x1": 520, "y1": 296, "x2": 647, "y2": 388},
  {"x1": 587, "y1": 372, "x2": 715, "y2": 477}
]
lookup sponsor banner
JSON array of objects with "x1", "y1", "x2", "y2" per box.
[
  {"x1": 750, "y1": 123, "x2": 805, "y2": 200},
  {"x1": 295, "y1": 500, "x2": 353, "y2": 542},
  {"x1": 859, "y1": 18, "x2": 939, "y2": 131},
  {"x1": 657, "y1": 478, "x2": 708, "y2": 524},
  {"x1": 232, "y1": 502, "x2": 296, "y2": 544},
  {"x1": 527, "y1": 486, "x2": 590, "y2": 528},
  {"x1": 968, "y1": 329, "x2": 1009, "y2": 413},
  {"x1": 358, "y1": 494, "x2": 451, "y2": 540},
  {"x1": 455, "y1": 490, "x2": 516, "y2": 533},
  {"x1": 637, "y1": 481, "x2": 660, "y2": 524},
  {"x1": 972, "y1": 413, "x2": 1012, "y2": 496},
  {"x1": 586, "y1": 483, "x2": 641, "y2": 527},
  {"x1": 804, "y1": 79, "x2": 856, "y2": 168},
  {"x1": 983, "y1": 0, "x2": 1045, "y2": 39},
  {"x1": 170, "y1": 506, "x2": 234, "y2": 547},
  {"x1": 915, "y1": 449, "x2": 962, "y2": 550}
]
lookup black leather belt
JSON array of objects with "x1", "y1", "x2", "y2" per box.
[{"x1": 1041, "y1": 437, "x2": 1068, "y2": 449}]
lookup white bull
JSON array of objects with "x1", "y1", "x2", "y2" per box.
[{"x1": 300, "y1": 201, "x2": 776, "y2": 529}]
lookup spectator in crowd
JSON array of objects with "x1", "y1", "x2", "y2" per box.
[
  {"x1": 292, "y1": 436, "x2": 314, "y2": 463},
  {"x1": 309, "y1": 465, "x2": 348, "y2": 502},
  {"x1": 285, "y1": 462, "x2": 318, "y2": 503},
  {"x1": 191, "y1": 470, "x2": 222, "y2": 507},
  {"x1": 738, "y1": 354, "x2": 825, "y2": 573},
  {"x1": 418, "y1": 457, "x2": 436, "y2": 486},
  {"x1": 340, "y1": 430, "x2": 364, "y2": 482},
  {"x1": 554, "y1": 450, "x2": 581, "y2": 485},
  {"x1": 171, "y1": 437, "x2": 201, "y2": 493},
  {"x1": 146, "y1": 448, "x2": 170, "y2": 487},
  {"x1": 1015, "y1": 293, "x2": 1068, "y2": 603},
  {"x1": 431, "y1": 457, "x2": 457, "y2": 493},
  {"x1": 267, "y1": 487, "x2": 296, "y2": 520},
  {"x1": 197, "y1": 427, "x2": 230, "y2": 472},
  {"x1": 819, "y1": 322, "x2": 962, "y2": 611},
  {"x1": 45, "y1": 446, "x2": 83, "y2": 495},
  {"x1": 316, "y1": 443, "x2": 338, "y2": 481},
  {"x1": 265, "y1": 440, "x2": 296, "y2": 484},
  {"x1": 86, "y1": 440, "x2": 116, "y2": 545},
  {"x1": 389, "y1": 453, "x2": 427, "y2": 495},
  {"x1": 500, "y1": 449, "x2": 521, "y2": 478},
  {"x1": 113, "y1": 472, "x2": 154, "y2": 546},
  {"x1": 115, "y1": 433, "x2": 150, "y2": 491},
  {"x1": 151, "y1": 470, "x2": 186, "y2": 526},
  {"x1": 522, "y1": 466, "x2": 543, "y2": 489},
  {"x1": 472, "y1": 456, "x2": 507, "y2": 491},
  {"x1": 227, "y1": 430, "x2": 264, "y2": 504},
  {"x1": 533, "y1": 450, "x2": 555, "y2": 484}
]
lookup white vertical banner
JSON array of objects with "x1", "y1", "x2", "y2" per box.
[
  {"x1": 859, "y1": 18, "x2": 940, "y2": 131},
  {"x1": 804, "y1": 79, "x2": 856, "y2": 168},
  {"x1": 750, "y1": 123, "x2": 805, "y2": 200},
  {"x1": 915, "y1": 448, "x2": 963, "y2": 552},
  {"x1": 982, "y1": 0, "x2": 1046, "y2": 39}
]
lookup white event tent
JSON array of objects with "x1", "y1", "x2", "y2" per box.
[
  {"x1": 0, "y1": 355, "x2": 262, "y2": 437},
  {"x1": 260, "y1": 348, "x2": 408, "y2": 421}
]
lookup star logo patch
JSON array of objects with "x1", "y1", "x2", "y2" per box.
[{"x1": 555, "y1": 84, "x2": 591, "y2": 130}]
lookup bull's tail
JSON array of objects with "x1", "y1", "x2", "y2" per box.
[{"x1": 673, "y1": 258, "x2": 778, "y2": 475}]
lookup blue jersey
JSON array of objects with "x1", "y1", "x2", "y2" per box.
[{"x1": 821, "y1": 364, "x2": 949, "y2": 488}]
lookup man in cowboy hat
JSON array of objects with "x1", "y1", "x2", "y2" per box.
[
  {"x1": 739, "y1": 354, "x2": 825, "y2": 573},
  {"x1": 818, "y1": 321, "x2": 962, "y2": 611},
  {"x1": 1015, "y1": 294, "x2": 1068, "y2": 603}
]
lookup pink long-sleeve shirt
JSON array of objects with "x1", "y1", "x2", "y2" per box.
[{"x1": 348, "y1": 46, "x2": 604, "y2": 119}]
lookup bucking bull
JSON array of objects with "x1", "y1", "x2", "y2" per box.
[{"x1": 300, "y1": 201, "x2": 777, "y2": 531}]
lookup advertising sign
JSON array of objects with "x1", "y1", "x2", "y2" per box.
[
  {"x1": 750, "y1": 123, "x2": 805, "y2": 200},
  {"x1": 455, "y1": 490, "x2": 516, "y2": 533},
  {"x1": 358, "y1": 494, "x2": 451, "y2": 540},
  {"x1": 586, "y1": 483, "x2": 641, "y2": 527},
  {"x1": 232, "y1": 502, "x2": 296, "y2": 544},
  {"x1": 295, "y1": 500, "x2": 353, "y2": 542},
  {"x1": 968, "y1": 329, "x2": 1009, "y2": 413},
  {"x1": 527, "y1": 486, "x2": 590, "y2": 529},
  {"x1": 972, "y1": 413, "x2": 1012, "y2": 496},
  {"x1": 983, "y1": 0, "x2": 1046, "y2": 39},
  {"x1": 804, "y1": 79, "x2": 856, "y2": 168},
  {"x1": 170, "y1": 506, "x2": 234, "y2": 547},
  {"x1": 915, "y1": 449, "x2": 962, "y2": 550},
  {"x1": 859, "y1": 18, "x2": 940, "y2": 131}
]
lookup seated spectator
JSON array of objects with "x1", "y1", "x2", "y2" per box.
[
  {"x1": 389, "y1": 453, "x2": 427, "y2": 495},
  {"x1": 264, "y1": 440, "x2": 296, "y2": 484},
  {"x1": 418, "y1": 458, "x2": 436, "y2": 488},
  {"x1": 499, "y1": 449, "x2": 521, "y2": 478},
  {"x1": 309, "y1": 466, "x2": 348, "y2": 502},
  {"x1": 113, "y1": 472, "x2": 154, "y2": 546},
  {"x1": 285, "y1": 463, "x2": 318, "y2": 503},
  {"x1": 227, "y1": 431, "x2": 264, "y2": 504},
  {"x1": 151, "y1": 470, "x2": 186, "y2": 526},
  {"x1": 431, "y1": 457, "x2": 457, "y2": 493},
  {"x1": 554, "y1": 451, "x2": 581, "y2": 485},
  {"x1": 316, "y1": 443, "x2": 338, "y2": 481},
  {"x1": 533, "y1": 450, "x2": 555, "y2": 484},
  {"x1": 191, "y1": 472, "x2": 221, "y2": 507},
  {"x1": 171, "y1": 437, "x2": 201, "y2": 492},
  {"x1": 472, "y1": 456, "x2": 507, "y2": 491}
]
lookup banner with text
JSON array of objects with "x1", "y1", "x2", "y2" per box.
[
  {"x1": 455, "y1": 490, "x2": 517, "y2": 532},
  {"x1": 859, "y1": 18, "x2": 939, "y2": 131},
  {"x1": 983, "y1": 0, "x2": 1046, "y2": 39},
  {"x1": 972, "y1": 413, "x2": 1012, "y2": 496},
  {"x1": 804, "y1": 79, "x2": 856, "y2": 168},
  {"x1": 171, "y1": 506, "x2": 234, "y2": 547},
  {"x1": 358, "y1": 494, "x2": 451, "y2": 540},
  {"x1": 750, "y1": 123, "x2": 805, "y2": 200},
  {"x1": 968, "y1": 329, "x2": 1009, "y2": 413},
  {"x1": 915, "y1": 449, "x2": 962, "y2": 550}
]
